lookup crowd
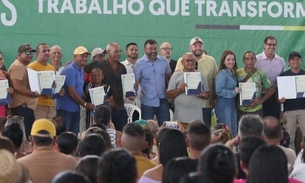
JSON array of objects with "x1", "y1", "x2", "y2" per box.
[{"x1": 0, "y1": 35, "x2": 304, "y2": 183}]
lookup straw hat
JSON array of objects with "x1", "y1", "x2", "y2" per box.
[{"x1": 0, "y1": 149, "x2": 22, "y2": 183}]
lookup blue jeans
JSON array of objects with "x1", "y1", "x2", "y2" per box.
[
  {"x1": 56, "y1": 109, "x2": 80, "y2": 135},
  {"x1": 202, "y1": 108, "x2": 212, "y2": 128},
  {"x1": 11, "y1": 105, "x2": 35, "y2": 140},
  {"x1": 141, "y1": 98, "x2": 170, "y2": 126},
  {"x1": 215, "y1": 97, "x2": 237, "y2": 136},
  {"x1": 111, "y1": 109, "x2": 128, "y2": 131}
]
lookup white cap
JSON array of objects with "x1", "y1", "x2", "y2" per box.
[
  {"x1": 189, "y1": 37, "x2": 203, "y2": 45},
  {"x1": 91, "y1": 47, "x2": 106, "y2": 60}
]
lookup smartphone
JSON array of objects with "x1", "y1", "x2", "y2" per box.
[{"x1": 165, "y1": 121, "x2": 179, "y2": 129}]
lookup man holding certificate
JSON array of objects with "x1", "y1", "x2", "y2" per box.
[
  {"x1": 237, "y1": 51, "x2": 274, "y2": 121},
  {"x1": 57, "y1": 46, "x2": 95, "y2": 135},
  {"x1": 174, "y1": 37, "x2": 218, "y2": 128},
  {"x1": 29, "y1": 43, "x2": 64, "y2": 120},
  {"x1": 278, "y1": 51, "x2": 305, "y2": 151},
  {"x1": 8, "y1": 43, "x2": 39, "y2": 138},
  {"x1": 167, "y1": 52, "x2": 209, "y2": 126}
]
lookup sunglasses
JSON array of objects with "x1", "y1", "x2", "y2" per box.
[{"x1": 24, "y1": 51, "x2": 35, "y2": 55}]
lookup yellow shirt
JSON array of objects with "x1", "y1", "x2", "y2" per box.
[
  {"x1": 134, "y1": 155, "x2": 157, "y2": 178},
  {"x1": 28, "y1": 61, "x2": 56, "y2": 106},
  {"x1": 175, "y1": 55, "x2": 218, "y2": 108}
]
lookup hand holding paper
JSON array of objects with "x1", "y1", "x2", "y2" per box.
[
  {"x1": 239, "y1": 83, "x2": 256, "y2": 106},
  {"x1": 27, "y1": 68, "x2": 55, "y2": 95},
  {"x1": 121, "y1": 73, "x2": 136, "y2": 97},
  {"x1": 184, "y1": 72, "x2": 201, "y2": 95},
  {"x1": 89, "y1": 86, "x2": 105, "y2": 106}
]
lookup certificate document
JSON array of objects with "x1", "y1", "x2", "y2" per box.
[
  {"x1": 239, "y1": 82, "x2": 256, "y2": 106},
  {"x1": 55, "y1": 75, "x2": 66, "y2": 93},
  {"x1": 27, "y1": 68, "x2": 55, "y2": 94},
  {"x1": 277, "y1": 76, "x2": 305, "y2": 99},
  {"x1": 0, "y1": 80, "x2": 9, "y2": 99},
  {"x1": 121, "y1": 73, "x2": 136, "y2": 97},
  {"x1": 184, "y1": 72, "x2": 201, "y2": 95},
  {"x1": 37, "y1": 71, "x2": 55, "y2": 90},
  {"x1": 295, "y1": 75, "x2": 305, "y2": 98},
  {"x1": 89, "y1": 86, "x2": 105, "y2": 106}
]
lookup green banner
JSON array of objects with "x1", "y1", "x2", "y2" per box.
[{"x1": 1, "y1": 0, "x2": 305, "y2": 68}]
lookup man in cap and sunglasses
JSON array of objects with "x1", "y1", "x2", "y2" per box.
[{"x1": 8, "y1": 43, "x2": 39, "y2": 139}]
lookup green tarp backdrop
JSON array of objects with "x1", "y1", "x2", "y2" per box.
[{"x1": 0, "y1": 0, "x2": 305, "y2": 68}]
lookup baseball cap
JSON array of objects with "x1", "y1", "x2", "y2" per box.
[
  {"x1": 0, "y1": 149, "x2": 22, "y2": 183},
  {"x1": 190, "y1": 37, "x2": 203, "y2": 45},
  {"x1": 31, "y1": 119, "x2": 56, "y2": 137},
  {"x1": 288, "y1": 51, "x2": 301, "y2": 60},
  {"x1": 18, "y1": 43, "x2": 36, "y2": 53},
  {"x1": 91, "y1": 47, "x2": 106, "y2": 60},
  {"x1": 74, "y1": 46, "x2": 91, "y2": 55},
  {"x1": 135, "y1": 119, "x2": 150, "y2": 127}
]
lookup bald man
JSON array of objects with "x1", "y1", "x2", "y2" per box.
[{"x1": 159, "y1": 42, "x2": 176, "y2": 73}]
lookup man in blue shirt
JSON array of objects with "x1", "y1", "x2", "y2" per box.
[
  {"x1": 134, "y1": 39, "x2": 172, "y2": 126},
  {"x1": 57, "y1": 46, "x2": 95, "y2": 135}
]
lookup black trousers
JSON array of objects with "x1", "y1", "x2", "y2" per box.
[{"x1": 261, "y1": 93, "x2": 281, "y2": 120}]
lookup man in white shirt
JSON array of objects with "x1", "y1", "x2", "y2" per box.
[
  {"x1": 255, "y1": 36, "x2": 285, "y2": 119},
  {"x1": 122, "y1": 43, "x2": 140, "y2": 107}
]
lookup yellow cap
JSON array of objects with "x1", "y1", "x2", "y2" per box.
[
  {"x1": 31, "y1": 119, "x2": 56, "y2": 137},
  {"x1": 74, "y1": 46, "x2": 91, "y2": 55}
]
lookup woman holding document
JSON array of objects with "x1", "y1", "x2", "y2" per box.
[{"x1": 215, "y1": 50, "x2": 240, "y2": 136}]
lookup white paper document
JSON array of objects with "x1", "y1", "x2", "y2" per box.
[
  {"x1": 277, "y1": 76, "x2": 305, "y2": 99},
  {"x1": 89, "y1": 86, "x2": 105, "y2": 106},
  {"x1": 27, "y1": 68, "x2": 55, "y2": 94},
  {"x1": 295, "y1": 75, "x2": 305, "y2": 94},
  {"x1": 55, "y1": 75, "x2": 66, "y2": 93},
  {"x1": 121, "y1": 73, "x2": 136, "y2": 97},
  {"x1": 184, "y1": 72, "x2": 201, "y2": 95},
  {"x1": 0, "y1": 80, "x2": 9, "y2": 99},
  {"x1": 239, "y1": 82, "x2": 256, "y2": 106}
]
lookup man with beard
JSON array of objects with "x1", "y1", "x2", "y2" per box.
[
  {"x1": 134, "y1": 39, "x2": 171, "y2": 126},
  {"x1": 121, "y1": 42, "x2": 138, "y2": 74},
  {"x1": 175, "y1": 37, "x2": 218, "y2": 128},
  {"x1": 8, "y1": 44, "x2": 39, "y2": 138},
  {"x1": 159, "y1": 42, "x2": 176, "y2": 73},
  {"x1": 121, "y1": 42, "x2": 140, "y2": 106}
]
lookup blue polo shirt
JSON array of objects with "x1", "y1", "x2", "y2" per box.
[
  {"x1": 57, "y1": 61, "x2": 84, "y2": 112},
  {"x1": 134, "y1": 55, "x2": 171, "y2": 107}
]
